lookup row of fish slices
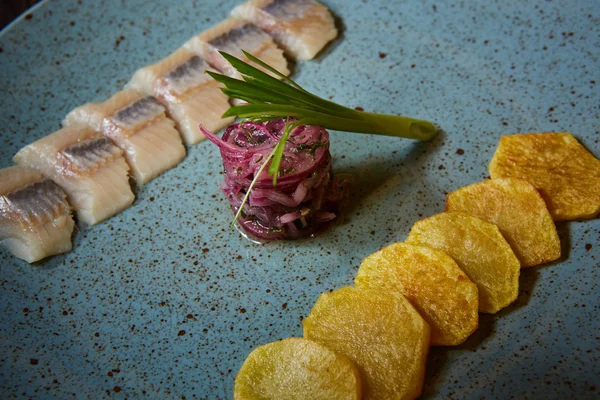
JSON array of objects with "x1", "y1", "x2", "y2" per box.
[{"x1": 1, "y1": 0, "x2": 338, "y2": 263}]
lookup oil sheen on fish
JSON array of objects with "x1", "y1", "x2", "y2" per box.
[
  {"x1": 13, "y1": 124, "x2": 135, "y2": 225},
  {"x1": 0, "y1": 166, "x2": 74, "y2": 263},
  {"x1": 64, "y1": 89, "x2": 186, "y2": 184},
  {"x1": 127, "y1": 48, "x2": 233, "y2": 144},
  {"x1": 231, "y1": 0, "x2": 338, "y2": 60},
  {"x1": 184, "y1": 18, "x2": 289, "y2": 78}
]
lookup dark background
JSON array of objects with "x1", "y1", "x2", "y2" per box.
[{"x1": 1, "y1": 0, "x2": 40, "y2": 29}]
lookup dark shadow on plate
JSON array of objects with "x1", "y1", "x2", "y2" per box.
[
  {"x1": 33, "y1": 254, "x2": 66, "y2": 271},
  {"x1": 463, "y1": 266, "x2": 540, "y2": 322},
  {"x1": 422, "y1": 263, "x2": 545, "y2": 397},
  {"x1": 420, "y1": 223, "x2": 565, "y2": 398},
  {"x1": 129, "y1": 176, "x2": 140, "y2": 197},
  {"x1": 422, "y1": 254, "x2": 542, "y2": 398},
  {"x1": 284, "y1": 55, "x2": 298, "y2": 76},
  {"x1": 423, "y1": 261, "x2": 546, "y2": 396},
  {"x1": 456, "y1": 313, "x2": 498, "y2": 351},
  {"x1": 338, "y1": 130, "x2": 446, "y2": 216},
  {"x1": 422, "y1": 313, "x2": 497, "y2": 398},
  {"x1": 421, "y1": 347, "x2": 449, "y2": 399},
  {"x1": 555, "y1": 221, "x2": 571, "y2": 262},
  {"x1": 499, "y1": 267, "x2": 540, "y2": 314}
]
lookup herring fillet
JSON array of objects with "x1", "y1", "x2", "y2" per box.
[
  {"x1": 231, "y1": 0, "x2": 338, "y2": 60},
  {"x1": 13, "y1": 124, "x2": 135, "y2": 225},
  {"x1": 184, "y1": 17, "x2": 289, "y2": 78},
  {"x1": 64, "y1": 89, "x2": 186, "y2": 184},
  {"x1": 127, "y1": 48, "x2": 233, "y2": 144},
  {"x1": 0, "y1": 166, "x2": 75, "y2": 263}
]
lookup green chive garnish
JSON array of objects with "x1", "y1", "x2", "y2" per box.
[{"x1": 207, "y1": 50, "x2": 438, "y2": 187}]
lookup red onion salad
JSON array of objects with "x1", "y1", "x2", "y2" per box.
[{"x1": 202, "y1": 118, "x2": 350, "y2": 240}]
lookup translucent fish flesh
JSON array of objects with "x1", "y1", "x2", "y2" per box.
[
  {"x1": 184, "y1": 18, "x2": 289, "y2": 78},
  {"x1": 127, "y1": 48, "x2": 233, "y2": 144},
  {"x1": 0, "y1": 166, "x2": 74, "y2": 263},
  {"x1": 64, "y1": 89, "x2": 186, "y2": 184},
  {"x1": 13, "y1": 124, "x2": 135, "y2": 225},
  {"x1": 231, "y1": 0, "x2": 338, "y2": 60}
]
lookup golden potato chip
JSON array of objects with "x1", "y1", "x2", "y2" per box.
[
  {"x1": 234, "y1": 338, "x2": 361, "y2": 400},
  {"x1": 303, "y1": 286, "x2": 430, "y2": 400},
  {"x1": 355, "y1": 243, "x2": 478, "y2": 346},
  {"x1": 446, "y1": 178, "x2": 561, "y2": 267},
  {"x1": 489, "y1": 132, "x2": 600, "y2": 221},
  {"x1": 406, "y1": 212, "x2": 520, "y2": 314}
]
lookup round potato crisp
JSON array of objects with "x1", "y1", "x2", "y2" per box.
[
  {"x1": 234, "y1": 338, "x2": 362, "y2": 400},
  {"x1": 303, "y1": 286, "x2": 430, "y2": 400},
  {"x1": 355, "y1": 243, "x2": 479, "y2": 346},
  {"x1": 489, "y1": 132, "x2": 600, "y2": 221},
  {"x1": 406, "y1": 212, "x2": 520, "y2": 314},
  {"x1": 446, "y1": 178, "x2": 560, "y2": 267}
]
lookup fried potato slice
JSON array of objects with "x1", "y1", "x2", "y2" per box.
[
  {"x1": 355, "y1": 243, "x2": 478, "y2": 346},
  {"x1": 406, "y1": 212, "x2": 520, "y2": 314},
  {"x1": 446, "y1": 178, "x2": 561, "y2": 267},
  {"x1": 234, "y1": 337, "x2": 361, "y2": 400},
  {"x1": 489, "y1": 132, "x2": 600, "y2": 221},
  {"x1": 303, "y1": 286, "x2": 430, "y2": 400}
]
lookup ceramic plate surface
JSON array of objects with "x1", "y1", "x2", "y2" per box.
[{"x1": 1, "y1": 0, "x2": 599, "y2": 398}]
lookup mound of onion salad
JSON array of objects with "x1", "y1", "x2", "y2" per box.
[
  {"x1": 202, "y1": 119, "x2": 350, "y2": 240},
  {"x1": 201, "y1": 51, "x2": 437, "y2": 240}
]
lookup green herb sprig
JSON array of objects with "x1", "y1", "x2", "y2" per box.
[{"x1": 206, "y1": 51, "x2": 438, "y2": 187}]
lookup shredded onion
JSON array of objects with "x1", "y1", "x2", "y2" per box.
[{"x1": 206, "y1": 118, "x2": 351, "y2": 240}]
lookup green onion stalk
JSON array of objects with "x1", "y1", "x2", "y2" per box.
[{"x1": 207, "y1": 50, "x2": 438, "y2": 187}]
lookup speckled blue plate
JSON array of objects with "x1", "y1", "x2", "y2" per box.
[{"x1": 1, "y1": 0, "x2": 599, "y2": 398}]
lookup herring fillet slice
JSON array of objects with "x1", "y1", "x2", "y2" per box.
[
  {"x1": 184, "y1": 17, "x2": 289, "y2": 78},
  {"x1": 13, "y1": 124, "x2": 135, "y2": 225},
  {"x1": 0, "y1": 166, "x2": 74, "y2": 263},
  {"x1": 231, "y1": 0, "x2": 338, "y2": 60},
  {"x1": 127, "y1": 48, "x2": 233, "y2": 144},
  {"x1": 64, "y1": 89, "x2": 186, "y2": 184}
]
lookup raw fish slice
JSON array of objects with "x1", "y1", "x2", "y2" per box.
[
  {"x1": 231, "y1": 0, "x2": 338, "y2": 60},
  {"x1": 64, "y1": 90, "x2": 142, "y2": 132},
  {"x1": 0, "y1": 165, "x2": 43, "y2": 194},
  {"x1": 0, "y1": 166, "x2": 74, "y2": 263},
  {"x1": 184, "y1": 18, "x2": 289, "y2": 78},
  {"x1": 64, "y1": 90, "x2": 186, "y2": 184},
  {"x1": 130, "y1": 50, "x2": 214, "y2": 102},
  {"x1": 13, "y1": 124, "x2": 134, "y2": 225},
  {"x1": 250, "y1": 42, "x2": 290, "y2": 76},
  {"x1": 128, "y1": 48, "x2": 233, "y2": 144},
  {"x1": 109, "y1": 116, "x2": 186, "y2": 184},
  {"x1": 167, "y1": 81, "x2": 234, "y2": 136}
]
